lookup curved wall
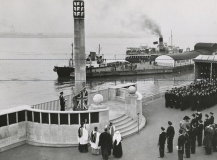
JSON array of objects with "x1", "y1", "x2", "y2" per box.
[{"x1": 0, "y1": 106, "x2": 109, "y2": 151}]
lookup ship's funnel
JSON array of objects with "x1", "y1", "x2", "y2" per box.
[{"x1": 159, "y1": 37, "x2": 164, "y2": 52}]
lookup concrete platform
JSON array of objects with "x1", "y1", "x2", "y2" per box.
[{"x1": 1, "y1": 98, "x2": 217, "y2": 160}]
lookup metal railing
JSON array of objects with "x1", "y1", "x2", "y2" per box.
[{"x1": 32, "y1": 94, "x2": 72, "y2": 111}]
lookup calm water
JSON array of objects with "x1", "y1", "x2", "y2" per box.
[{"x1": 0, "y1": 37, "x2": 206, "y2": 110}]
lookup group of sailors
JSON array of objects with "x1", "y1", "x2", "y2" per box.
[
  {"x1": 178, "y1": 111, "x2": 217, "y2": 160},
  {"x1": 77, "y1": 121, "x2": 123, "y2": 160},
  {"x1": 158, "y1": 111, "x2": 217, "y2": 159},
  {"x1": 165, "y1": 79, "x2": 217, "y2": 111}
]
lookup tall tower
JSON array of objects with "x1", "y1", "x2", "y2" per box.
[{"x1": 73, "y1": 0, "x2": 86, "y2": 95}]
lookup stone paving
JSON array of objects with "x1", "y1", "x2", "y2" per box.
[{"x1": 1, "y1": 98, "x2": 217, "y2": 160}]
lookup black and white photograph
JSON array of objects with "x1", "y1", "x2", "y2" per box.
[{"x1": 0, "y1": 0, "x2": 217, "y2": 160}]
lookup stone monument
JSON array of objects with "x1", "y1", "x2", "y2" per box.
[{"x1": 73, "y1": 0, "x2": 86, "y2": 95}]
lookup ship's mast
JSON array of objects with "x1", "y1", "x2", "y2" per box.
[
  {"x1": 71, "y1": 43, "x2": 73, "y2": 67},
  {"x1": 171, "y1": 30, "x2": 172, "y2": 47},
  {"x1": 98, "y1": 44, "x2": 102, "y2": 56}
]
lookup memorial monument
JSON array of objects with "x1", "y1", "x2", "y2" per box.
[{"x1": 73, "y1": 0, "x2": 88, "y2": 111}]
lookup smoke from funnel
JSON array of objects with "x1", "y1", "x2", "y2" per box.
[
  {"x1": 140, "y1": 15, "x2": 162, "y2": 37},
  {"x1": 121, "y1": 14, "x2": 163, "y2": 38}
]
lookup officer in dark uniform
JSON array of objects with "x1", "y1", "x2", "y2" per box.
[
  {"x1": 204, "y1": 114, "x2": 210, "y2": 136},
  {"x1": 191, "y1": 123, "x2": 197, "y2": 154},
  {"x1": 184, "y1": 126, "x2": 191, "y2": 158},
  {"x1": 178, "y1": 129, "x2": 186, "y2": 160},
  {"x1": 190, "y1": 114, "x2": 196, "y2": 128},
  {"x1": 158, "y1": 127, "x2": 167, "y2": 158},
  {"x1": 209, "y1": 112, "x2": 214, "y2": 124},
  {"x1": 166, "y1": 121, "x2": 175, "y2": 153},
  {"x1": 59, "y1": 91, "x2": 66, "y2": 111},
  {"x1": 165, "y1": 90, "x2": 169, "y2": 108},
  {"x1": 197, "y1": 120, "x2": 203, "y2": 146}
]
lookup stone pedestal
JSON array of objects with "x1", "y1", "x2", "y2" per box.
[{"x1": 125, "y1": 93, "x2": 142, "y2": 122}]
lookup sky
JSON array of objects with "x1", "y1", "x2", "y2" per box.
[{"x1": 0, "y1": 0, "x2": 217, "y2": 38}]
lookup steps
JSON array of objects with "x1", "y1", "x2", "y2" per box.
[{"x1": 110, "y1": 114, "x2": 140, "y2": 138}]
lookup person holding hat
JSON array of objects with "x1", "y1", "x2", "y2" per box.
[
  {"x1": 209, "y1": 112, "x2": 214, "y2": 125},
  {"x1": 197, "y1": 120, "x2": 204, "y2": 146},
  {"x1": 158, "y1": 127, "x2": 167, "y2": 158},
  {"x1": 59, "y1": 92, "x2": 66, "y2": 111},
  {"x1": 180, "y1": 116, "x2": 191, "y2": 135},
  {"x1": 166, "y1": 121, "x2": 175, "y2": 153}
]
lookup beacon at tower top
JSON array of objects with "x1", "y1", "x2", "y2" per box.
[{"x1": 73, "y1": 1, "x2": 84, "y2": 18}]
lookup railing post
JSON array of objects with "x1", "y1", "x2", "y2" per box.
[
  {"x1": 58, "y1": 113, "x2": 60, "y2": 126},
  {"x1": 78, "y1": 113, "x2": 80, "y2": 125},
  {"x1": 68, "y1": 114, "x2": 70, "y2": 125},
  {"x1": 48, "y1": 113, "x2": 51, "y2": 125},
  {"x1": 7, "y1": 114, "x2": 9, "y2": 126}
]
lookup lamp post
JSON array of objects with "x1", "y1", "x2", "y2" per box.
[
  {"x1": 137, "y1": 113, "x2": 140, "y2": 133},
  {"x1": 115, "y1": 55, "x2": 116, "y2": 71}
]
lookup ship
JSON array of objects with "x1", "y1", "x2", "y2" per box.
[
  {"x1": 54, "y1": 38, "x2": 185, "y2": 78},
  {"x1": 125, "y1": 37, "x2": 183, "y2": 63},
  {"x1": 53, "y1": 44, "x2": 105, "y2": 77}
]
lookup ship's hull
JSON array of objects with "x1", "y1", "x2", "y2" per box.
[
  {"x1": 53, "y1": 66, "x2": 74, "y2": 77},
  {"x1": 54, "y1": 64, "x2": 194, "y2": 78}
]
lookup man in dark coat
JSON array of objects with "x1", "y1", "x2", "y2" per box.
[
  {"x1": 59, "y1": 91, "x2": 66, "y2": 111},
  {"x1": 204, "y1": 114, "x2": 210, "y2": 136},
  {"x1": 197, "y1": 120, "x2": 203, "y2": 146},
  {"x1": 165, "y1": 91, "x2": 169, "y2": 108},
  {"x1": 191, "y1": 123, "x2": 197, "y2": 154},
  {"x1": 98, "y1": 128, "x2": 113, "y2": 160},
  {"x1": 158, "y1": 127, "x2": 167, "y2": 158},
  {"x1": 184, "y1": 126, "x2": 191, "y2": 158},
  {"x1": 209, "y1": 112, "x2": 214, "y2": 124},
  {"x1": 190, "y1": 114, "x2": 196, "y2": 128},
  {"x1": 204, "y1": 125, "x2": 215, "y2": 155},
  {"x1": 166, "y1": 121, "x2": 175, "y2": 153},
  {"x1": 178, "y1": 129, "x2": 186, "y2": 160},
  {"x1": 212, "y1": 124, "x2": 217, "y2": 152}
]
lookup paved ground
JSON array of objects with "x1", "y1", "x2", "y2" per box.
[{"x1": 1, "y1": 98, "x2": 217, "y2": 160}]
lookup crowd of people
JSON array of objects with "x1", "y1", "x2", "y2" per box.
[
  {"x1": 77, "y1": 121, "x2": 123, "y2": 160},
  {"x1": 158, "y1": 111, "x2": 217, "y2": 160},
  {"x1": 165, "y1": 79, "x2": 217, "y2": 111},
  {"x1": 178, "y1": 111, "x2": 217, "y2": 159}
]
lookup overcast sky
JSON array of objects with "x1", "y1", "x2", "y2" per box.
[{"x1": 0, "y1": 0, "x2": 217, "y2": 38}]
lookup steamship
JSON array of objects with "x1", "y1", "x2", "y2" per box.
[
  {"x1": 125, "y1": 37, "x2": 183, "y2": 63},
  {"x1": 53, "y1": 51, "x2": 105, "y2": 77}
]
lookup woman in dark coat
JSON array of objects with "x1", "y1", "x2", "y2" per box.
[{"x1": 113, "y1": 131, "x2": 123, "y2": 158}]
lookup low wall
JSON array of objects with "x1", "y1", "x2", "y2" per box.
[
  {"x1": 0, "y1": 83, "x2": 141, "y2": 152},
  {"x1": 32, "y1": 83, "x2": 137, "y2": 111},
  {"x1": 0, "y1": 105, "x2": 109, "y2": 152}
]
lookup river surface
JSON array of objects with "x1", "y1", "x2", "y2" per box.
[{"x1": 0, "y1": 37, "x2": 199, "y2": 110}]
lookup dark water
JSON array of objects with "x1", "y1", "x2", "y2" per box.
[{"x1": 0, "y1": 38, "x2": 194, "y2": 110}]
